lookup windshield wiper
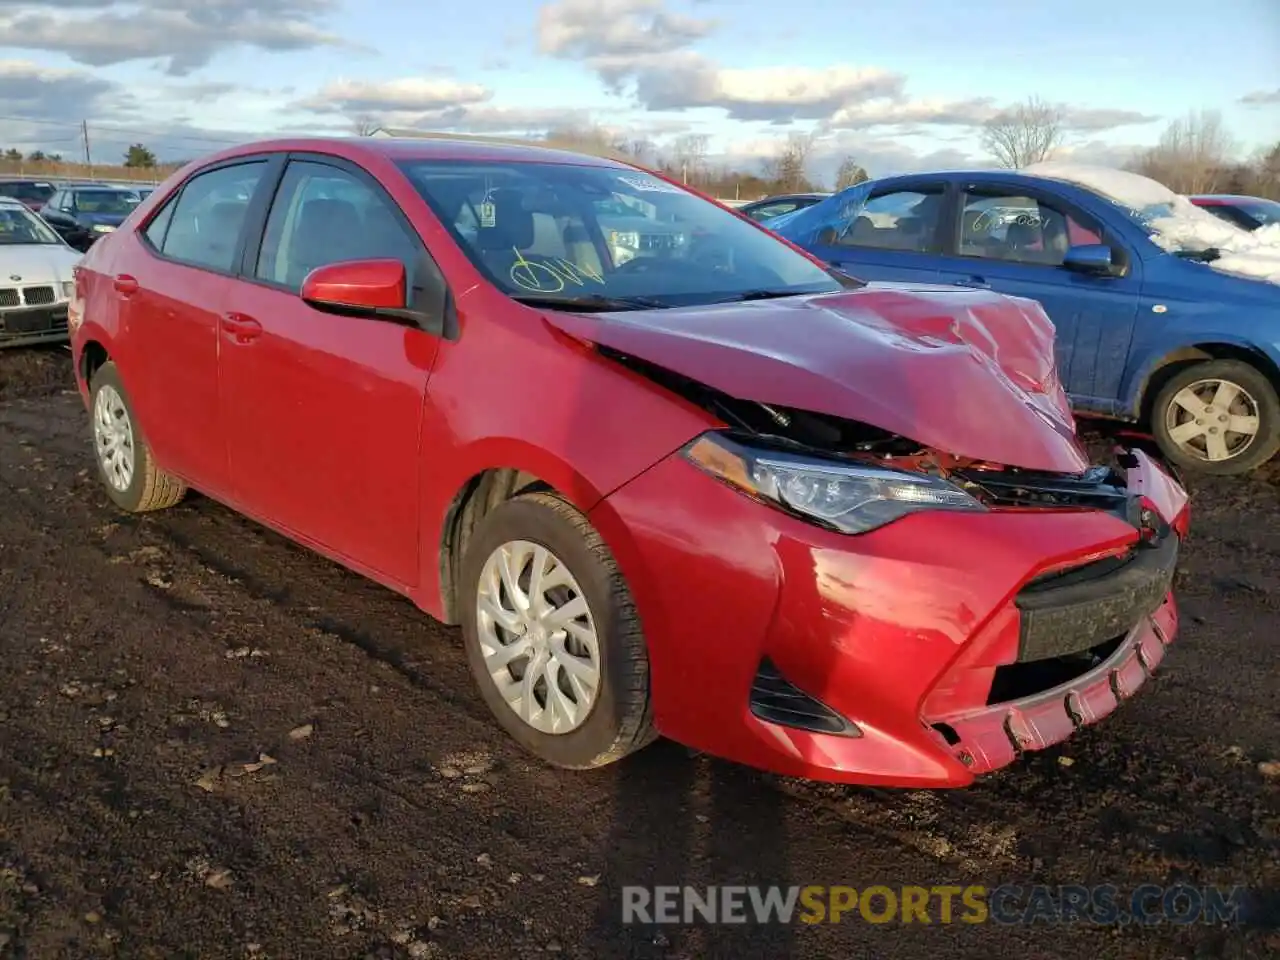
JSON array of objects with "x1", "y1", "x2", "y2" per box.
[
  {"x1": 511, "y1": 293, "x2": 672, "y2": 312},
  {"x1": 1174, "y1": 247, "x2": 1221, "y2": 263},
  {"x1": 708, "y1": 289, "x2": 810, "y2": 304}
]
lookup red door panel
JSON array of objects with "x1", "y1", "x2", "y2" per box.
[
  {"x1": 219, "y1": 283, "x2": 435, "y2": 586},
  {"x1": 118, "y1": 252, "x2": 228, "y2": 492}
]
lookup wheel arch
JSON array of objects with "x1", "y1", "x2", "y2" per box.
[
  {"x1": 427, "y1": 442, "x2": 618, "y2": 626},
  {"x1": 78, "y1": 337, "x2": 112, "y2": 387},
  {"x1": 1132, "y1": 341, "x2": 1280, "y2": 424}
]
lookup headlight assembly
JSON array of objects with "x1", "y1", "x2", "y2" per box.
[{"x1": 683, "y1": 433, "x2": 987, "y2": 534}]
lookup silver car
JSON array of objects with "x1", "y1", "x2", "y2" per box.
[{"x1": 0, "y1": 197, "x2": 83, "y2": 348}]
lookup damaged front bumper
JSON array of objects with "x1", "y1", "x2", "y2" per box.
[{"x1": 590, "y1": 444, "x2": 1189, "y2": 787}]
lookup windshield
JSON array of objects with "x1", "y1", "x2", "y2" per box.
[
  {"x1": 397, "y1": 158, "x2": 843, "y2": 308},
  {"x1": 0, "y1": 182, "x2": 54, "y2": 203},
  {"x1": 0, "y1": 205, "x2": 62, "y2": 244},
  {"x1": 73, "y1": 189, "x2": 141, "y2": 214}
]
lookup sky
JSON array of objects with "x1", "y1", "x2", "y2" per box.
[{"x1": 1, "y1": 0, "x2": 1278, "y2": 184}]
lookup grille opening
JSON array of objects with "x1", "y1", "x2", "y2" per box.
[
  {"x1": 749, "y1": 658, "x2": 860, "y2": 737},
  {"x1": 987, "y1": 635, "x2": 1126, "y2": 705},
  {"x1": 22, "y1": 286, "x2": 55, "y2": 306},
  {"x1": 932, "y1": 723, "x2": 961, "y2": 746}
]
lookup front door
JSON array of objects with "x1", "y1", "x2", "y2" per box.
[
  {"x1": 805, "y1": 184, "x2": 947, "y2": 284},
  {"x1": 218, "y1": 156, "x2": 441, "y2": 587},
  {"x1": 934, "y1": 185, "x2": 1143, "y2": 410}
]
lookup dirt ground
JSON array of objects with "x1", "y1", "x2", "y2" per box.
[{"x1": 0, "y1": 345, "x2": 1277, "y2": 960}]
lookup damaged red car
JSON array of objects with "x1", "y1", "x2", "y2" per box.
[{"x1": 68, "y1": 137, "x2": 1190, "y2": 787}]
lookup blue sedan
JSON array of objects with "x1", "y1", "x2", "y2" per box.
[{"x1": 768, "y1": 164, "x2": 1280, "y2": 475}]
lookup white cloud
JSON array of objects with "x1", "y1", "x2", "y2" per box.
[
  {"x1": 1239, "y1": 89, "x2": 1280, "y2": 106},
  {"x1": 0, "y1": 0, "x2": 344, "y2": 75},
  {"x1": 537, "y1": 0, "x2": 716, "y2": 58}
]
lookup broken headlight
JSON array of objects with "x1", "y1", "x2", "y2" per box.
[{"x1": 683, "y1": 433, "x2": 987, "y2": 534}]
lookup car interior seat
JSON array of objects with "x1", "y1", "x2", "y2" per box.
[{"x1": 288, "y1": 198, "x2": 364, "y2": 287}]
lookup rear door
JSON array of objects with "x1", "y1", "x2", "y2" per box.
[
  {"x1": 218, "y1": 154, "x2": 442, "y2": 587},
  {"x1": 119, "y1": 157, "x2": 275, "y2": 495},
  {"x1": 932, "y1": 182, "x2": 1143, "y2": 407},
  {"x1": 804, "y1": 181, "x2": 948, "y2": 283}
]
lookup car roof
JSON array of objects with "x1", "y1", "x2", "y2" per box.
[
  {"x1": 1188, "y1": 194, "x2": 1273, "y2": 204},
  {"x1": 0, "y1": 196, "x2": 28, "y2": 206},
  {"x1": 192, "y1": 135, "x2": 637, "y2": 171}
]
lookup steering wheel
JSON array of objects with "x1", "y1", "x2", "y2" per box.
[{"x1": 688, "y1": 235, "x2": 735, "y2": 272}]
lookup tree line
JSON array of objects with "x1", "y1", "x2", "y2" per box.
[
  {"x1": 5, "y1": 111, "x2": 1277, "y2": 202},
  {"x1": 980, "y1": 99, "x2": 1280, "y2": 199}
]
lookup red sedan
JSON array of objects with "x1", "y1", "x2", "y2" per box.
[{"x1": 67, "y1": 137, "x2": 1189, "y2": 787}]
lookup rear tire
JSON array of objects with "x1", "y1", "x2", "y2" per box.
[
  {"x1": 89, "y1": 361, "x2": 187, "y2": 512},
  {"x1": 1150, "y1": 359, "x2": 1280, "y2": 476},
  {"x1": 458, "y1": 491, "x2": 656, "y2": 769}
]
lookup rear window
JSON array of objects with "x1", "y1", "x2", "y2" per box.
[
  {"x1": 0, "y1": 182, "x2": 55, "y2": 203},
  {"x1": 1236, "y1": 199, "x2": 1280, "y2": 227}
]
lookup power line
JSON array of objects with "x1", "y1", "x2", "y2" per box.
[{"x1": 0, "y1": 115, "x2": 249, "y2": 146}]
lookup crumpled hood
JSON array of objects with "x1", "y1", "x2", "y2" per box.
[{"x1": 544, "y1": 285, "x2": 1092, "y2": 473}]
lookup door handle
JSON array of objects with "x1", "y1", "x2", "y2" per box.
[
  {"x1": 220, "y1": 312, "x2": 263, "y2": 343},
  {"x1": 113, "y1": 274, "x2": 139, "y2": 295},
  {"x1": 953, "y1": 276, "x2": 990, "y2": 289}
]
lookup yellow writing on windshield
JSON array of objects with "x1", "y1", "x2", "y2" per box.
[{"x1": 510, "y1": 248, "x2": 604, "y2": 293}]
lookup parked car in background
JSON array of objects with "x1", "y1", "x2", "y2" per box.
[
  {"x1": 69, "y1": 136, "x2": 1188, "y2": 787},
  {"x1": 0, "y1": 178, "x2": 56, "y2": 212},
  {"x1": 40, "y1": 184, "x2": 143, "y2": 251},
  {"x1": 768, "y1": 164, "x2": 1280, "y2": 475},
  {"x1": 0, "y1": 196, "x2": 80, "y2": 348},
  {"x1": 1188, "y1": 194, "x2": 1280, "y2": 232},
  {"x1": 738, "y1": 192, "x2": 830, "y2": 222}
]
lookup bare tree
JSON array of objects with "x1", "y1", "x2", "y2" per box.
[
  {"x1": 671, "y1": 134, "x2": 710, "y2": 185},
  {"x1": 834, "y1": 155, "x2": 869, "y2": 190},
  {"x1": 351, "y1": 114, "x2": 380, "y2": 136},
  {"x1": 1128, "y1": 110, "x2": 1238, "y2": 194},
  {"x1": 980, "y1": 95, "x2": 1066, "y2": 168},
  {"x1": 761, "y1": 132, "x2": 816, "y2": 193}
]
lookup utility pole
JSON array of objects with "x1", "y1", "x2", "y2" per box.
[{"x1": 81, "y1": 120, "x2": 93, "y2": 176}]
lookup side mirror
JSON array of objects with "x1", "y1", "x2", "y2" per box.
[
  {"x1": 301, "y1": 258, "x2": 409, "y2": 316},
  {"x1": 1062, "y1": 243, "x2": 1121, "y2": 276}
]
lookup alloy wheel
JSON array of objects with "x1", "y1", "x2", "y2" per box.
[
  {"x1": 474, "y1": 539, "x2": 601, "y2": 735},
  {"x1": 93, "y1": 383, "x2": 135, "y2": 492},
  {"x1": 1164, "y1": 378, "x2": 1261, "y2": 463}
]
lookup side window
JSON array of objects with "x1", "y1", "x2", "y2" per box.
[
  {"x1": 255, "y1": 160, "x2": 422, "y2": 290},
  {"x1": 159, "y1": 162, "x2": 267, "y2": 272},
  {"x1": 143, "y1": 196, "x2": 177, "y2": 249},
  {"x1": 833, "y1": 189, "x2": 944, "y2": 252},
  {"x1": 47, "y1": 191, "x2": 64, "y2": 210},
  {"x1": 959, "y1": 192, "x2": 1102, "y2": 266}
]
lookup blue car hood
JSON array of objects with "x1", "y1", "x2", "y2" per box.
[{"x1": 767, "y1": 182, "x2": 874, "y2": 244}]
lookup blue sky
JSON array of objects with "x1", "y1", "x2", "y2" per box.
[{"x1": 1, "y1": 0, "x2": 1277, "y2": 182}]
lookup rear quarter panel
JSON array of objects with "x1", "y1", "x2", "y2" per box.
[{"x1": 1117, "y1": 258, "x2": 1280, "y2": 415}]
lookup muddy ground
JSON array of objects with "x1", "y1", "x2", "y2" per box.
[{"x1": 0, "y1": 345, "x2": 1277, "y2": 960}]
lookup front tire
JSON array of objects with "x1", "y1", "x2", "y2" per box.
[
  {"x1": 458, "y1": 492, "x2": 655, "y2": 769},
  {"x1": 1150, "y1": 359, "x2": 1280, "y2": 476},
  {"x1": 89, "y1": 361, "x2": 187, "y2": 512}
]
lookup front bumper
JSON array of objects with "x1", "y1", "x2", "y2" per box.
[
  {"x1": 0, "y1": 303, "x2": 71, "y2": 348},
  {"x1": 589, "y1": 447, "x2": 1187, "y2": 787}
]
